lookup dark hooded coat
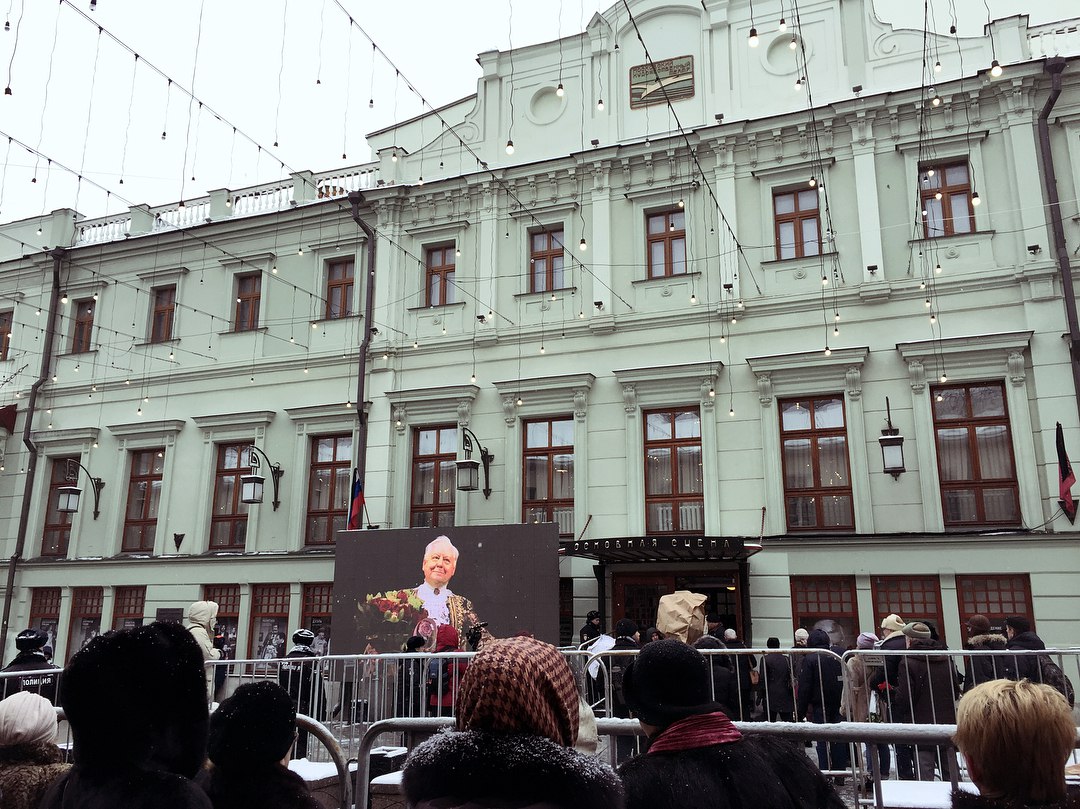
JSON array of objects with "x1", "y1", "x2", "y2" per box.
[
  {"x1": 1007, "y1": 630, "x2": 1046, "y2": 681},
  {"x1": 964, "y1": 633, "x2": 1017, "y2": 687},
  {"x1": 796, "y1": 629, "x2": 843, "y2": 720},
  {"x1": 892, "y1": 637, "x2": 960, "y2": 724}
]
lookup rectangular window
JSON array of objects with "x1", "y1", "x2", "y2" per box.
[
  {"x1": 646, "y1": 210, "x2": 687, "y2": 278},
  {"x1": 209, "y1": 444, "x2": 251, "y2": 550},
  {"x1": 956, "y1": 574, "x2": 1033, "y2": 633},
  {"x1": 921, "y1": 160, "x2": 975, "y2": 238},
  {"x1": 249, "y1": 583, "x2": 290, "y2": 660},
  {"x1": 872, "y1": 575, "x2": 945, "y2": 643},
  {"x1": 528, "y1": 229, "x2": 565, "y2": 293},
  {"x1": 932, "y1": 381, "x2": 1020, "y2": 527},
  {"x1": 779, "y1": 396, "x2": 854, "y2": 532},
  {"x1": 28, "y1": 588, "x2": 60, "y2": 652},
  {"x1": 325, "y1": 259, "x2": 354, "y2": 319},
  {"x1": 305, "y1": 434, "x2": 353, "y2": 546},
  {"x1": 773, "y1": 187, "x2": 821, "y2": 260},
  {"x1": 112, "y1": 585, "x2": 146, "y2": 630},
  {"x1": 302, "y1": 583, "x2": 333, "y2": 655},
  {"x1": 122, "y1": 449, "x2": 164, "y2": 552},
  {"x1": 204, "y1": 584, "x2": 240, "y2": 661},
  {"x1": 234, "y1": 273, "x2": 261, "y2": 332},
  {"x1": 41, "y1": 457, "x2": 76, "y2": 557},
  {"x1": 425, "y1": 245, "x2": 456, "y2": 307},
  {"x1": 150, "y1": 285, "x2": 176, "y2": 342},
  {"x1": 523, "y1": 417, "x2": 574, "y2": 537},
  {"x1": 71, "y1": 299, "x2": 94, "y2": 353},
  {"x1": 0, "y1": 309, "x2": 12, "y2": 361},
  {"x1": 644, "y1": 408, "x2": 704, "y2": 534},
  {"x1": 67, "y1": 586, "x2": 103, "y2": 661},
  {"x1": 411, "y1": 425, "x2": 457, "y2": 528},
  {"x1": 790, "y1": 575, "x2": 858, "y2": 643}
]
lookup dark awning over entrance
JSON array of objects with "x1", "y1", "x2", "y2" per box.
[{"x1": 559, "y1": 536, "x2": 762, "y2": 563}]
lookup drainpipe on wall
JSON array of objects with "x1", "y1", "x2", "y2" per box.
[
  {"x1": 347, "y1": 192, "x2": 377, "y2": 491},
  {"x1": 1036, "y1": 58, "x2": 1080, "y2": 418},
  {"x1": 1, "y1": 247, "x2": 66, "y2": 648}
]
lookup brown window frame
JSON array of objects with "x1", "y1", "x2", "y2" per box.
[
  {"x1": 528, "y1": 228, "x2": 566, "y2": 293},
  {"x1": 122, "y1": 448, "x2": 164, "y2": 553},
  {"x1": 956, "y1": 574, "x2": 1034, "y2": 634},
  {"x1": 646, "y1": 210, "x2": 687, "y2": 278},
  {"x1": 41, "y1": 457, "x2": 76, "y2": 557},
  {"x1": 773, "y1": 186, "x2": 822, "y2": 260},
  {"x1": 920, "y1": 160, "x2": 975, "y2": 238},
  {"x1": 410, "y1": 424, "x2": 457, "y2": 528},
  {"x1": 249, "y1": 583, "x2": 290, "y2": 661},
  {"x1": 643, "y1": 407, "x2": 704, "y2": 535},
  {"x1": 301, "y1": 582, "x2": 334, "y2": 654},
  {"x1": 931, "y1": 381, "x2": 1020, "y2": 528},
  {"x1": 325, "y1": 259, "x2": 354, "y2": 319},
  {"x1": 28, "y1": 588, "x2": 60, "y2": 648},
  {"x1": 150, "y1": 285, "x2": 176, "y2": 343},
  {"x1": 67, "y1": 586, "x2": 103, "y2": 662},
  {"x1": 425, "y1": 245, "x2": 456, "y2": 307},
  {"x1": 209, "y1": 443, "x2": 251, "y2": 551},
  {"x1": 112, "y1": 585, "x2": 147, "y2": 630},
  {"x1": 871, "y1": 575, "x2": 946, "y2": 644},
  {"x1": 305, "y1": 434, "x2": 353, "y2": 546},
  {"x1": 790, "y1": 575, "x2": 858, "y2": 638},
  {"x1": 71, "y1": 298, "x2": 94, "y2": 353},
  {"x1": 0, "y1": 309, "x2": 12, "y2": 361},
  {"x1": 522, "y1": 417, "x2": 574, "y2": 537},
  {"x1": 233, "y1": 273, "x2": 261, "y2": 332},
  {"x1": 779, "y1": 396, "x2": 855, "y2": 533}
]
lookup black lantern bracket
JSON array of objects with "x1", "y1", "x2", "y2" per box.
[
  {"x1": 246, "y1": 445, "x2": 285, "y2": 510},
  {"x1": 459, "y1": 427, "x2": 495, "y2": 499},
  {"x1": 65, "y1": 458, "x2": 105, "y2": 520},
  {"x1": 878, "y1": 397, "x2": 906, "y2": 479}
]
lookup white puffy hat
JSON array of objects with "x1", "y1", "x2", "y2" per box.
[{"x1": 0, "y1": 691, "x2": 58, "y2": 747}]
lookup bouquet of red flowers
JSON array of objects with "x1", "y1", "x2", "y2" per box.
[{"x1": 355, "y1": 590, "x2": 428, "y2": 651}]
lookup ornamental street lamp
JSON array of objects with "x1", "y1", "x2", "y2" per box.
[
  {"x1": 878, "y1": 397, "x2": 906, "y2": 479},
  {"x1": 455, "y1": 426, "x2": 494, "y2": 499},
  {"x1": 56, "y1": 458, "x2": 105, "y2": 519},
  {"x1": 239, "y1": 445, "x2": 285, "y2": 510}
]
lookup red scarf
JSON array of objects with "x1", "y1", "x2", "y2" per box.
[{"x1": 646, "y1": 711, "x2": 743, "y2": 755}]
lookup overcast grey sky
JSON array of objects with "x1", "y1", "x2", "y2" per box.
[{"x1": 0, "y1": 0, "x2": 1072, "y2": 228}]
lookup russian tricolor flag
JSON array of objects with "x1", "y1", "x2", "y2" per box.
[{"x1": 347, "y1": 468, "x2": 364, "y2": 530}]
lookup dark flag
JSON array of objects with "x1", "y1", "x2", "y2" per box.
[
  {"x1": 0, "y1": 404, "x2": 16, "y2": 434},
  {"x1": 1057, "y1": 422, "x2": 1076, "y2": 524},
  {"x1": 346, "y1": 468, "x2": 364, "y2": 530}
]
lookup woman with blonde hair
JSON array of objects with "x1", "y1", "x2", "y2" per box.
[{"x1": 953, "y1": 679, "x2": 1077, "y2": 808}]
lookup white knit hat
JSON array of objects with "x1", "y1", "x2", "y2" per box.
[
  {"x1": 880, "y1": 613, "x2": 905, "y2": 632},
  {"x1": 794, "y1": 628, "x2": 810, "y2": 642},
  {"x1": 0, "y1": 691, "x2": 58, "y2": 747}
]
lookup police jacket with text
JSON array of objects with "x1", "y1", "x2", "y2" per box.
[
  {"x1": 1, "y1": 651, "x2": 60, "y2": 701},
  {"x1": 278, "y1": 648, "x2": 326, "y2": 720}
]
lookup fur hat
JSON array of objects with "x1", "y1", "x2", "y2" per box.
[
  {"x1": 614, "y1": 618, "x2": 639, "y2": 638},
  {"x1": 880, "y1": 613, "x2": 905, "y2": 632},
  {"x1": 586, "y1": 610, "x2": 600, "y2": 622},
  {"x1": 0, "y1": 691, "x2": 57, "y2": 747},
  {"x1": 209, "y1": 682, "x2": 296, "y2": 768},
  {"x1": 623, "y1": 639, "x2": 726, "y2": 727},
  {"x1": 966, "y1": 614, "x2": 991, "y2": 634},
  {"x1": 456, "y1": 636, "x2": 579, "y2": 747},
  {"x1": 15, "y1": 628, "x2": 47, "y2": 652},
  {"x1": 1005, "y1": 616, "x2": 1031, "y2": 634},
  {"x1": 705, "y1": 613, "x2": 722, "y2": 624},
  {"x1": 291, "y1": 628, "x2": 315, "y2": 645},
  {"x1": 794, "y1": 627, "x2": 809, "y2": 642},
  {"x1": 857, "y1": 631, "x2": 877, "y2": 649},
  {"x1": 902, "y1": 621, "x2": 932, "y2": 640}
]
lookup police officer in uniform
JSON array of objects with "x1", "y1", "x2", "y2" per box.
[
  {"x1": 1, "y1": 628, "x2": 61, "y2": 701},
  {"x1": 278, "y1": 628, "x2": 327, "y2": 759}
]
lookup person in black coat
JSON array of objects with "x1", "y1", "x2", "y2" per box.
[
  {"x1": 609, "y1": 618, "x2": 641, "y2": 761},
  {"x1": 796, "y1": 628, "x2": 849, "y2": 776},
  {"x1": 38, "y1": 622, "x2": 212, "y2": 809},
  {"x1": 963, "y1": 614, "x2": 1017, "y2": 688},
  {"x1": 0, "y1": 629, "x2": 60, "y2": 702},
  {"x1": 693, "y1": 636, "x2": 740, "y2": 717},
  {"x1": 580, "y1": 610, "x2": 603, "y2": 645},
  {"x1": 402, "y1": 636, "x2": 624, "y2": 809},
  {"x1": 1005, "y1": 616, "x2": 1046, "y2": 682},
  {"x1": 196, "y1": 682, "x2": 319, "y2": 809},
  {"x1": 617, "y1": 639, "x2": 844, "y2": 809},
  {"x1": 722, "y1": 628, "x2": 757, "y2": 721},
  {"x1": 761, "y1": 637, "x2": 796, "y2": 722},
  {"x1": 277, "y1": 629, "x2": 327, "y2": 760}
]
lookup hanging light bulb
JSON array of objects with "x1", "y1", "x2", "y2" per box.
[
  {"x1": 834, "y1": 325, "x2": 839, "y2": 336},
  {"x1": 778, "y1": 17, "x2": 787, "y2": 32},
  {"x1": 455, "y1": 246, "x2": 461, "y2": 257},
  {"x1": 931, "y1": 91, "x2": 941, "y2": 107},
  {"x1": 789, "y1": 35, "x2": 797, "y2": 50},
  {"x1": 470, "y1": 372, "x2": 476, "y2": 383},
  {"x1": 927, "y1": 168, "x2": 936, "y2": 178},
  {"x1": 36, "y1": 226, "x2": 42, "y2": 236},
  {"x1": 505, "y1": 139, "x2": 515, "y2": 155},
  {"x1": 60, "y1": 292, "x2": 68, "y2": 304},
  {"x1": 930, "y1": 313, "x2": 937, "y2": 323},
  {"x1": 940, "y1": 373, "x2": 948, "y2": 383},
  {"x1": 971, "y1": 191, "x2": 981, "y2": 206},
  {"x1": 668, "y1": 220, "x2": 675, "y2": 232},
  {"x1": 690, "y1": 293, "x2": 697, "y2": 304},
  {"x1": 731, "y1": 315, "x2": 737, "y2": 324},
  {"x1": 935, "y1": 191, "x2": 943, "y2": 200},
  {"x1": 539, "y1": 345, "x2": 545, "y2": 354},
  {"x1": 677, "y1": 198, "x2": 684, "y2": 208},
  {"x1": 824, "y1": 347, "x2": 832, "y2": 356},
  {"x1": 990, "y1": 59, "x2": 1003, "y2": 77},
  {"x1": 391, "y1": 150, "x2": 398, "y2": 162},
  {"x1": 579, "y1": 237, "x2": 587, "y2": 251},
  {"x1": 925, "y1": 298, "x2": 932, "y2": 308},
  {"x1": 808, "y1": 176, "x2": 817, "y2": 188},
  {"x1": 556, "y1": 83, "x2": 565, "y2": 97},
  {"x1": 934, "y1": 60, "x2": 942, "y2": 73},
  {"x1": 417, "y1": 175, "x2": 424, "y2": 185},
  {"x1": 748, "y1": 27, "x2": 759, "y2": 47},
  {"x1": 143, "y1": 395, "x2": 150, "y2": 402},
  {"x1": 578, "y1": 310, "x2": 585, "y2": 319},
  {"x1": 794, "y1": 76, "x2": 803, "y2": 91},
  {"x1": 368, "y1": 98, "x2": 374, "y2": 108},
  {"x1": 920, "y1": 280, "x2": 926, "y2": 290},
  {"x1": 720, "y1": 334, "x2": 726, "y2": 343},
  {"x1": 834, "y1": 312, "x2": 840, "y2": 321},
  {"x1": 729, "y1": 405, "x2": 735, "y2": 417},
  {"x1": 596, "y1": 98, "x2": 605, "y2": 111},
  {"x1": 708, "y1": 387, "x2": 715, "y2": 397},
  {"x1": 935, "y1": 263, "x2": 942, "y2": 274},
  {"x1": 516, "y1": 396, "x2": 523, "y2": 407},
  {"x1": 821, "y1": 276, "x2": 829, "y2": 286},
  {"x1": 298, "y1": 246, "x2": 304, "y2": 255}
]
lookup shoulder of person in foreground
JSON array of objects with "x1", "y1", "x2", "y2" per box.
[
  {"x1": 38, "y1": 767, "x2": 213, "y2": 809},
  {"x1": 618, "y1": 734, "x2": 843, "y2": 809},
  {"x1": 403, "y1": 729, "x2": 624, "y2": 809},
  {"x1": 196, "y1": 762, "x2": 320, "y2": 809},
  {"x1": 951, "y1": 785, "x2": 1080, "y2": 809}
]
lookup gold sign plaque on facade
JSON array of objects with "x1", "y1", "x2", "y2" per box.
[{"x1": 629, "y1": 55, "x2": 694, "y2": 109}]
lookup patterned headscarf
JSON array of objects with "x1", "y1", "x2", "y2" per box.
[{"x1": 455, "y1": 636, "x2": 579, "y2": 747}]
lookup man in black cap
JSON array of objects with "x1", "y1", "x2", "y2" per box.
[
  {"x1": 278, "y1": 628, "x2": 327, "y2": 760},
  {"x1": 706, "y1": 613, "x2": 725, "y2": 640},
  {"x1": 1, "y1": 628, "x2": 60, "y2": 701},
  {"x1": 617, "y1": 639, "x2": 843, "y2": 809},
  {"x1": 579, "y1": 610, "x2": 603, "y2": 645}
]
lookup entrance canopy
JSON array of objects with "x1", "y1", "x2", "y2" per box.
[{"x1": 559, "y1": 536, "x2": 762, "y2": 563}]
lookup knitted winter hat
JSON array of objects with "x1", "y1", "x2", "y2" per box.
[
  {"x1": 880, "y1": 613, "x2": 905, "y2": 632},
  {"x1": 614, "y1": 618, "x2": 639, "y2": 638},
  {"x1": 15, "y1": 628, "x2": 48, "y2": 652},
  {"x1": 1005, "y1": 616, "x2": 1031, "y2": 634},
  {"x1": 966, "y1": 614, "x2": 991, "y2": 634},
  {"x1": 623, "y1": 638, "x2": 725, "y2": 727},
  {"x1": 902, "y1": 621, "x2": 932, "y2": 640},
  {"x1": 455, "y1": 636, "x2": 579, "y2": 747},
  {"x1": 857, "y1": 631, "x2": 878, "y2": 649},
  {"x1": 0, "y1": 691, "x2": 57, "y2": 747},
  {"x1": 209, "y1": 682, "x2": 296, "y2": 768},
  {"x1": 794, "y1": 627, "x2": 810, "y2": 642}
]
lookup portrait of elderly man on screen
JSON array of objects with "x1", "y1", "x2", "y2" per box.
[{"x1": 409, "y1": 536, "x2": 482, "y2": 651}]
